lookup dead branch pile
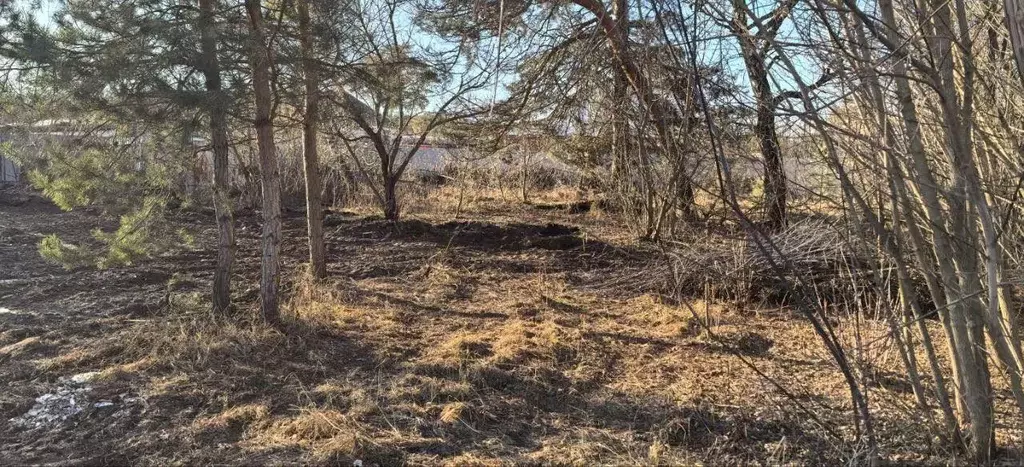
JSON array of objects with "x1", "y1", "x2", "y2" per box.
[{"x1": 668, "y1": 219, "x2": 878, "y2": 306}]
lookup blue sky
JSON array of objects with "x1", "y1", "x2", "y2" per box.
[{"x1": 20, "y1": 0, "x2": 826, "y2": 118}]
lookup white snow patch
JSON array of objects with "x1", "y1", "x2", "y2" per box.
[
  {"x1": 9, "y1": 371, "x2": 139, "y2": 430},
  {"x1": 10, "y1": 385, "x2": 90, "y2": 429}
]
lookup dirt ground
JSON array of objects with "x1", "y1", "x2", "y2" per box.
[{"x1": 0, "y1": 187, "x2": 1021, "y2": 465}]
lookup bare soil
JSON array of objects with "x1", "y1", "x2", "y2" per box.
[{"x1": 0, "y1": 187, "x2": 1020, "y2": 465}]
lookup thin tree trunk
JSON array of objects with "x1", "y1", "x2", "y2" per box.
[
  {"x1": 872, "y1": 0, "x2": 981, "y2": 446},
  {"x1": 948, "y1": 0, "x2": 1024, "y2": 427},
  {"x1": 1005, "y1": 0, "x2": 1024, "y2": 81},
  {"x1": 975, "y1": 133, "x2": 1024, "y2": 368},
  {"x1": 845, "y1": 13, "x2": 960, "y2": 438},
  {"x1": 199, "y1": 0, "x2": 234, "y2": 315},
  {"x1": 521, "y1": 150, "x2": 529, "y2": 204},
  {"x1": 246, "y1": 0, "x2": 282, "y2": 324},
  {"x1": 298, "y1": 0, "x2": 326, "y2": 279},
  {"x1": 609, "y1": 0, "x2": 629, "y2": 184}
]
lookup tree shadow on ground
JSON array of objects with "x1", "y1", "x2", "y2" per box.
[
  {"x1": 330, "y1": 217, "x2": 609, "y2": 253},
  {"x1": 1, "y1": 206, "x2": 851, "y2": 465},
  {"x1": 401, "y1": 350, "x2": 838, "y2": 464}
]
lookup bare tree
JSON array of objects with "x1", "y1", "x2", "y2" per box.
[
  {"x1": 786, "y1": 0, "x2": 1024, "y2": 459},
  {"x1": 703, "y1": 0, "x2": 824, "y2": 230},
  {"x1": 327, "y1": 0, "x2": 492, "y2": 220}
]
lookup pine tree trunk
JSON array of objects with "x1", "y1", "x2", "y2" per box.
[
  {"x1": 246, "y1": 0, "x2": 282, "y2": 324},
  {"x1": 199, "y1": 0, "x2": 234, "y2": 314},
  {"x1": 298, "y1": 0, "x2": 326, "y2": 279}
]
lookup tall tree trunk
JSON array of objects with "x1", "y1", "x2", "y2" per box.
[
  {"x1": 925, "y1": 0, "x2": 998, "y2": 459},
  {"x1": 246, "y1": 0, "x2": 282, "y2": 324},
  {"x1": 298, "y1": 0, "x2": 326, "y2": 279},
  {"x1": 753, "y1": 74, "x2": 786, "y2": 231},
  {"x1": 199, "y1": 0, "x2": 234, "y2": 314},
  {"x1": 732, "y1": 0, "x2": 786, "y2": 231}
]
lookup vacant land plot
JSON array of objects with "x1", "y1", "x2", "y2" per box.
[{"x1": 2, "y1": 191, "x2": 1017, "y2": 465}]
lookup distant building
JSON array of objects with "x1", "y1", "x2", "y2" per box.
[
  {"x1": 0, "y1": 132, "x2": 21, "y2": 183},
  {"x1": 0, "y1": 154, "x2": 19, "y2": 183},
  {"x1": 0, "y1": 120, "x2": 125, "y2": 184}
]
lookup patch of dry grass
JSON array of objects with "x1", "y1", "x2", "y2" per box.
[
  {"x1": 0, "y1": 336, "x2": 44, "y2": 360},
  {"x1": 193, "y1": 403, "x2": 270, "y2": 433},
  {"x1": 15, "y1": 271, "x2": 980, "y2": 465},
  {"x1": 6, "y1": 202, "x2": 1020, "y2": 466}
]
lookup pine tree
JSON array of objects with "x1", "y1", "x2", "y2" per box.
[
  {"x1": 1, "y1": 0, "x2": 246, "y2": 310},
  {"x1": 245, "y1": 0, "x2": 283, "y2": 324}
]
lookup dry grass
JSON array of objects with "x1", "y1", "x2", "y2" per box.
[
  {"x1": 2, "y1": 186, "x2": 1021, "y2": 465},
  {"x1": 193, "y1": 403, "x2": 270, "y2": 433},
  {"x1": 41, "y1": 272, "x2": 972, "y2": 464},
  {"x1": 0, "y1": 336, "x2": 44, "y2": 360}
]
